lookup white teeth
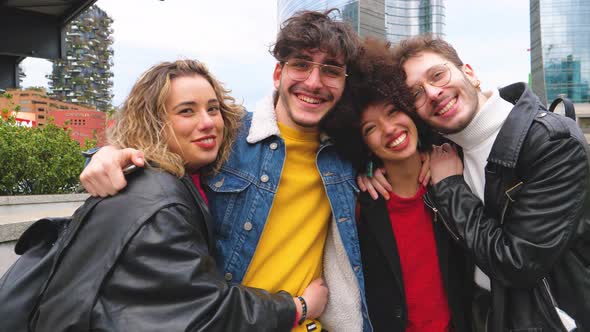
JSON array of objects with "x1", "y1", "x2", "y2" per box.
[
  {"x1": 199, "y1": 138, "x2": 213, "y2": 143},
  {"x1": 298, "y1": 95, "x2": 322, "y2": 104},
  {"x1": 437, "y1": 98, "x2": 456, "y2": 115},
  {"x1": 388, "y1": 132, "x2": 407, "y2": 148}
]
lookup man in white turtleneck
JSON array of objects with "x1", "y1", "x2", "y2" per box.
[
  {"x1": 399, "y1": 44, "x2": 514, "y2": 295},
  {"x1": 385, "y1": 35, "x2": 589, "y2": 331}
]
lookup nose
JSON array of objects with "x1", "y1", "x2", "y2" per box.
[
  {"x1": 381, "y1": 119, "x2": 396, "y2": 136},
  {"x1": 304, "y1": 66, "x2": 323, "y2": 90},
  {"x1": 423, "y1": 83, "x2": 444, "y2": 101},
  {"x1": 198, "y1": 110, "x2": 215, "y2": 132}
]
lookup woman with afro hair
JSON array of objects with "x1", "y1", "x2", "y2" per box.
[{"x1": 322, "y1": 38, "x2": 474, "y2": 332}]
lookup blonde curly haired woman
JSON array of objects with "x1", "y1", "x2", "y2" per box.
[{"x1": 12, "y1": 60, "x2": 326, "y2": 331}]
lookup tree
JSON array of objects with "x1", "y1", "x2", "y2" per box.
[{"x1": 0, "y1": 116, "x2": 86, "y2": 195}]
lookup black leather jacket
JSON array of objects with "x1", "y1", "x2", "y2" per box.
[
  {"x1": 429, "y1": 83, "x2": 590, "y2": 331},
  {"x1": 357, "y1": 192, "x2": 473, "y2": 332},
  {"x1": 33, "y1": 168, "x2": 296, "y2": 331}
]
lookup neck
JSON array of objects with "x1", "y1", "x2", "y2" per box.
[{"x1": 382, "y1": 152, "x2": 422, "y2": 198}]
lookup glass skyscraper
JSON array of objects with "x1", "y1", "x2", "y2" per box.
[
  {"x1": 530, "y1": 0, "x2": 590, "y2": 104},
  {"x1": 277, "y1": 0, "x2": 445, "y2": 43}
]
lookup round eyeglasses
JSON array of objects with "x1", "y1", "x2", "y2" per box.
[
  {"x1": 410, "y1": 63, "x2": 452, "y2": 108},
  {"x1": 283, "y1": 59, "x2": 348, "y2": 88}
]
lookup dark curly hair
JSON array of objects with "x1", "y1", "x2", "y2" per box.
[
  {"x1": 322, "y1": 38, "x2": 436, "y2": 173},
  {"x1": 271, "y1": 9, "x2": 359, "y2": 65}
]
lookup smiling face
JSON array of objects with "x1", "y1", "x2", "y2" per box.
[
  {"x1": 165, "y1": 75, "x2": 224, "y2": 172},
  {"x1": 404, "y1": 51, "x2": 481, "y2": 134},
  {"x1": 273, "y1": 49, "x2": 346, "y2": 131},
  {"x1": 360, "y1": 101, "x2": 419, "y2": 163}
]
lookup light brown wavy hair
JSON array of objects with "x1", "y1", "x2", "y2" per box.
[
  {"x1": 107, "y1": 60, "x2": 243, "y2": 177},
  {"x1": 391, "y1": 34, "x2": 464, "y2": 69}
]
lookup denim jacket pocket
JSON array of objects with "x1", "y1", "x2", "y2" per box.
[{"x1": 206, "y1": 170, "x2": 253, "y2": 238}]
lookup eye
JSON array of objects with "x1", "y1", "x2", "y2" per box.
[
  {"x1": 362, "y1": 125, "x2": 375, "y2": 136},
  {"x1": 412, "y1": 87, "x2": 424, "y2": 99},
  {"x1": 178, "y1": 108, "x2": 193, "y2": 115},
  {"x1": 431, "y1": 70, "x2": 446, "y2": 82},
  {"x1": 208, "y1": 105, "x2": 221, "y2": 113},
  {"x1": 322, "y1": 65, "x2": 344, "y2": 77},
  {"x1": 291, "y1": 60, "x2": 310, "y2": 70},
  {"x1": 387, "y1": 108, "x2": 398, "y2": 117}
]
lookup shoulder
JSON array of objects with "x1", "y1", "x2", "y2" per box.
[
  {"x1": 524, "y1": 110, "x2": 589, "y2": 157},
  {"x1": 517, "y1": 111, "x2": 590, "y2": 183},
  {"x1": 531, "y1": 108, "x2": 579, "y2": 136},
  {"x1": 95, "y1": 168, "x2": 196, "y2": 222}
]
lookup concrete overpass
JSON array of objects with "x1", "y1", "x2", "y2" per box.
[{"x1": 0, "y1": 0, "x2": 97, "y2": 89}]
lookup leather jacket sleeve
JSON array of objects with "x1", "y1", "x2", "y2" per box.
[
  {"x1": 92, "y1": 204, "x2": 296, "y2": 332},
  {"x1": 429, "y1": 130, "x2": 589, "y2": 288}
]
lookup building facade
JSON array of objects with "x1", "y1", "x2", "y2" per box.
[
  {"x1": 277, "y1": 0, "x2": 445, "y2": 43},
  {"x1": 0, "y1": 88, "x2": 107, "y2": 146},
  {"x1": 530, "y1": 0, "x2": 590, "y2": 104},
  {"x1": 47, "y1": 5, "x2": 114, "y2": 112},
  {"x1": 530, "y1": 0, "x2": 590, "y2": 143}
]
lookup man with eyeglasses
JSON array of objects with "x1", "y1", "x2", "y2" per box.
[
  {"x1": 79, "y1": 10, "x2": 373, "y2": 332},
  {"x1": 364, "y1": 35, "x2": 590, "y2": 331}
]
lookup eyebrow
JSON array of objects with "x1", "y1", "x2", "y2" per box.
[
  {"x1": 323, "y1": 59, "x2": 345, "y2": 67},
  {"x1": 173, "y1": 101, "x2": 196, "y2": 110},
  {"x1": 173, "y1": 99, "x2": 218, "y2": 110},
  {"x1": 291, "y1": 53, "x2": 345, "y2": 67},
  {"x1": 291, "y1": 53, "x2": 313, "y2": 61}
]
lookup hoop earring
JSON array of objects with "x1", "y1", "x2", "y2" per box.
[{"x1": 473, "y1": 79, "x2": 481, "y2": 91}]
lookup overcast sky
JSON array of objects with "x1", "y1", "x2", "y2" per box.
[{"x1": 20, "y1": 0, "x2": 531, "y2": 110}]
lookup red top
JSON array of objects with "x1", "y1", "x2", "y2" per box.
[
  {"x1": 386, "y1": 185, "x2": 451, "y2": 332},
  {"x1": 190, "y1": 174, "x2": 208, "y2": 206}
]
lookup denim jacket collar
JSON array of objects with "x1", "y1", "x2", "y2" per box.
[{"x1": 247, "y1": 95, "x2": 332, "y2": 145}]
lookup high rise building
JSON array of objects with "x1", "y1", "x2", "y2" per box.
[
  {"x1": 530, "y1": 0, "x2": 590, "y2": 104},
  {"x1": 277, "y1": 0, "x2": 445, "y2": 43},
  {"x1": 47, "y1": 5, "x2": 114, "y2": 112}
]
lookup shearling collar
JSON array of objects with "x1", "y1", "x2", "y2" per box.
[
  {"x1": 246, "y1": 95, "x2": 331, "y2": 144},
  {"x1": 246, "y1": 96, "x2": 281, "y2": 144}
]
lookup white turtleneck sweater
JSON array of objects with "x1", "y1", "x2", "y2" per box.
[{"x1": 445, "y1": 89, "x2": 514, "y2": 291}]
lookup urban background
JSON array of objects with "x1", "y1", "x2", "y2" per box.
[{"x1": 1, "y1": 0, "x2": 589, "y2": 271}]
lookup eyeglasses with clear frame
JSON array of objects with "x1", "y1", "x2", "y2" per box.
[
  {"x1": 282, "y1": 59, "x2": 348, "y2": 88},
  {"x1": 410, "y1": 63, "x2": 452, "y2": 108}
]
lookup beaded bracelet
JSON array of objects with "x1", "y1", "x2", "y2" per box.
[{"x1": 297, "y1": 296, "x2": 307, "y2": 325}]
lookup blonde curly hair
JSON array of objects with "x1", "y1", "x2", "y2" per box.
[{"x1": 108, "y1": 60, "x2": 243, "y2": 177}]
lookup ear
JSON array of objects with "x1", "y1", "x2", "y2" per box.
[
  {"x1": 462, "y1": 63, "x2": 478, "y2": 80},
  {"x1": 273, "y1": 62, "x2": 283, "y2": 90},
  {"x1": 462, "y1": 63, "x2": 481, "y2": 88}
]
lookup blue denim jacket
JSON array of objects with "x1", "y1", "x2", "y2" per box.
[{"x1": 206, "y1": 97, "x2": 372, "y2": 331}]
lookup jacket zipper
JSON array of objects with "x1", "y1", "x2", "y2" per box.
[
  {"x1": 542, "y1": 278, "x2": 558, "y2": 307},
  {"x1": 423, "y1": 193, "x2": 461, "y2": 241}
]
